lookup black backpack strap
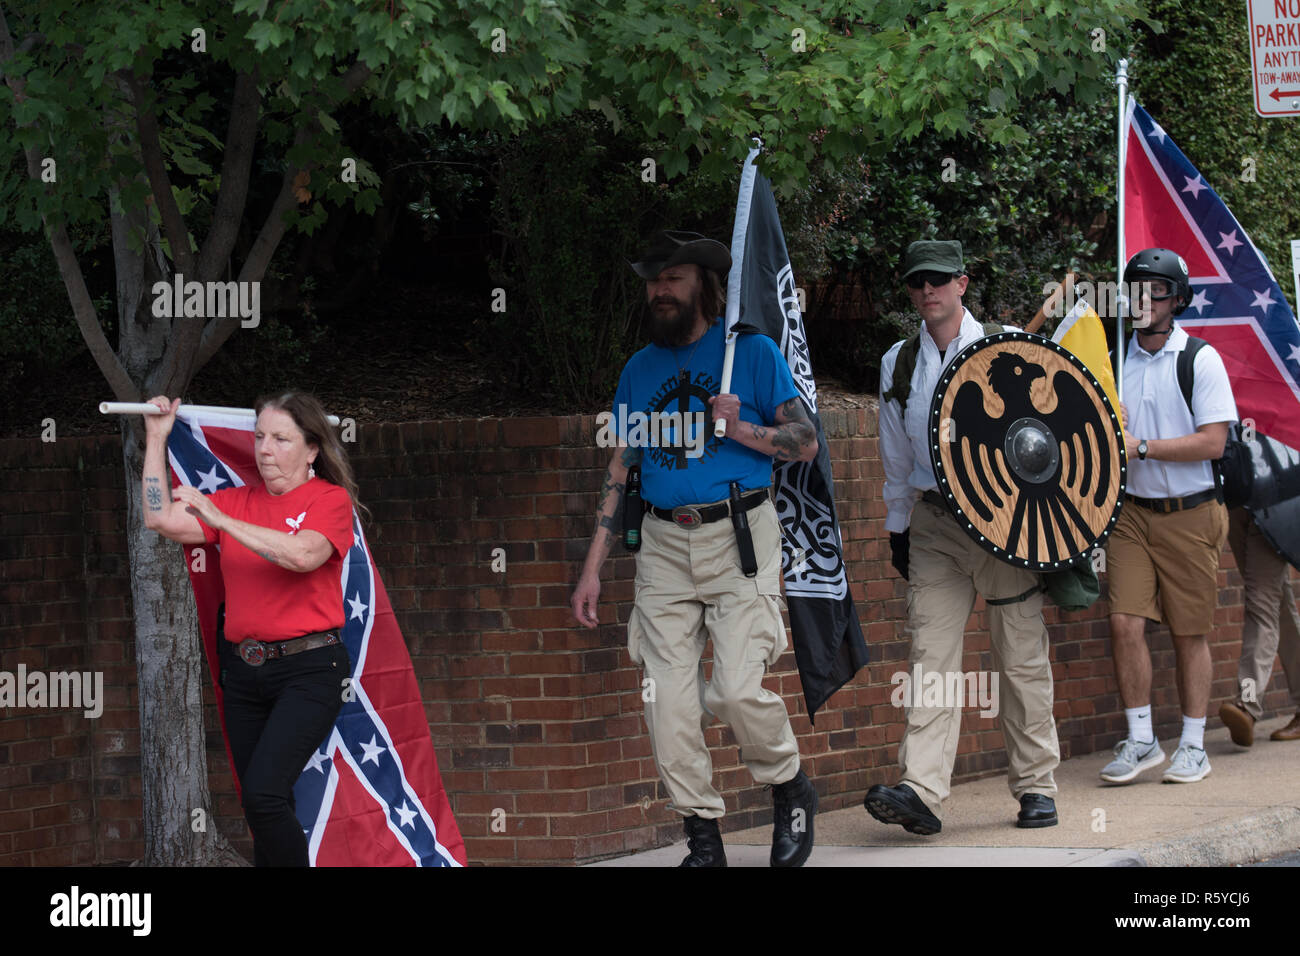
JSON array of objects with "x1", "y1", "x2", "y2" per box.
[
  {"x1": 1176, "y1": 335, "x2": 1224, "y2": 492},
  {"x1": 1177, "y1": 335, "x2": 1208, "y2": 416}
]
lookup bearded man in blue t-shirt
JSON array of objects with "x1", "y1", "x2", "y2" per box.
[{"x1": 571, "y1": 230, "x2": 820, "y2": 867}]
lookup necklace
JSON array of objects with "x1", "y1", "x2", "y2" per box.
[{"x1": 670, "y1": 328, "x2": 708, "y2": 386}]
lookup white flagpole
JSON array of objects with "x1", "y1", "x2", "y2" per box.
[
  {"x1": 1116, "y1": 58, "x2": 1129, "y2": 403},
  {"x1": 716, "y1": 139, "x2": 762, "y2": 438},
  {"x1": 99, "y1": 401, "x2": 341, "y2": 427}
]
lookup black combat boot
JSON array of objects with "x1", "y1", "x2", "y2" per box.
[
  {"x1": 770, "y1": 768, "x2": 818, "y2": 867},
  {"x1": 679, "y1": 815, "x2": 727, "y2": 867}
]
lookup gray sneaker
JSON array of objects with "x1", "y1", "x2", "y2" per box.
[
  {"x1": 1161, "y1": 745, "x2": 1211, "y2": 783},
  {"x1": 1099, "y1": 737, "x2": 1165, "y2": 784}
]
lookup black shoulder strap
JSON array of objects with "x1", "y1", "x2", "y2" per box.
[
  {"x1": 1176, "y1": 334, "x2": 1225, "y2": 491},
  {"x1": 1178, "y1": 335, "x2": 1209, "y2": 416}
]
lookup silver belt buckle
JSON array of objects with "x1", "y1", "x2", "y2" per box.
[
  {"x1": 671, "y1": 506, "x2": 703, "y2": 528},
  {"x1": 239, "y1": 639, "x2": 267, "y2": 667}
]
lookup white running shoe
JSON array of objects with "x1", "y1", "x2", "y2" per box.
[
  {"x1": 1161, "y1": 745, "x2": 1211, "y2": 783},
  {"x1": 1099, "y1": 737, "x2": 1166, "y2": 784}
]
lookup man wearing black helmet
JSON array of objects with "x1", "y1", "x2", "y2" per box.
[{"x1": 1100, "y1": 248, "x2": 1237, "y2": 785}]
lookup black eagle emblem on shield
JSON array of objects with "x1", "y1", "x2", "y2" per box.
[{"x1": 929, "y1": 332, "x2": 1126, "y2": 570}]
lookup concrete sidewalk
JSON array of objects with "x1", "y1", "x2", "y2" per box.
[{"x1": 590, "y1": 716, "x2": 1300, "y2": 867}]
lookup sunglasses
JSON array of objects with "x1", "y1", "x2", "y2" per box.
[{"x1": 906, "y1": 271, "x2": 959, "y2": 290}]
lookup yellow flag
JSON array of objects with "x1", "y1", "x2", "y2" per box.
[{"x1": 1052, "y1": 299, "x2": 1121, "y2": 419}]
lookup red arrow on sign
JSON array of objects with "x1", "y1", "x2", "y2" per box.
[{"x1": 1269, "y1": 87, "x2": 1300, "y2": 101}]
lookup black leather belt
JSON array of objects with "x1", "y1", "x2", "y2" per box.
[
  {"x1": 236, "y1": 630, "x2": 341, "y2": 667},
  {"x1": 647, "y1": 489, "x2": 767, "y2": 528},
  {"x1": 1125, "y1": 489, "x2": 1222, "y2": 513},
  {"x1": 921, "y1": 489, "x2": 947, "y2": 509}
]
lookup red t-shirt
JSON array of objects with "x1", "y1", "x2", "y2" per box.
[{"x1": 199, "y1": 478, "x2": 355, "y2": 642}]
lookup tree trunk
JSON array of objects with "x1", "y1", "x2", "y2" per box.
[
  {"x1": 111, "y1": 191, "x2": 245, "y2": 866},
  {"x1": 122, "y1": 433, "x2": 245, "y2": 866}
]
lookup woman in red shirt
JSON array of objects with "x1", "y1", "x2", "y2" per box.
[{"x1": 141, "y1": 391, "x2": 361, "y2": 866}]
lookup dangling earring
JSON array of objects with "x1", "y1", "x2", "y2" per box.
[{"x1": 308, "y1": 464, "x2": 316, "y2": 479}]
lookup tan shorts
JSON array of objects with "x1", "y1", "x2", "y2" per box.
[{"x1": 1105, "y1": 497, "x2": 1228, "y2": 635}]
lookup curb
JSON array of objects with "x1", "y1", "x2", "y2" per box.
[{"x1": 1126, "y1": 806, "x2": 1300, "y2": 866}]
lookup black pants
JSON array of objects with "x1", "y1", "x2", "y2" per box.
[{"x1": 218, "y1": 636, "x2": 350, "y2": 866}]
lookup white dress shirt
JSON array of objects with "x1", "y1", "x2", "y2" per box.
[
  {"x1": 880, "y1": 310, "x2": 1015, "y2": 533},
  {"x1": 1122, "y1": 324, "x2": 1237, "y2": 499}
]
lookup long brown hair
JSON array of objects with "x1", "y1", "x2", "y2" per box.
[
  {"x1": 254, "y1": 391, "x2": 370, "y2": 523},
  {"x1": 699, "y1": 265, "x2": 727, "y2": 325}
]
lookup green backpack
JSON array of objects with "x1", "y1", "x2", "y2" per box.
[{"x1": 884, "y1": 323, "x2": 1101, "y2": 612}]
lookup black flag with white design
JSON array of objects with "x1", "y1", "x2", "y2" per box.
[{"x1": 726, "y1": 147, "x2": 868, "y2": 719}]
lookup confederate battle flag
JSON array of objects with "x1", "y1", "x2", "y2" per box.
[
  {"x1": 1123, "y1": 98, "x2": 1300, "y2": 450},
  {"x1": 167, "y1": 407, "x2": 466, "y2": 866}
]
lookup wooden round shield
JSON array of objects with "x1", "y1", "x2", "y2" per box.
[{"x1": 927, "y1": 331, "x2": 1126, "y2": 571}]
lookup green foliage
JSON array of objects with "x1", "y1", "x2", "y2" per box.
[
  {"x1": 0, "y1": 223, "x2": 110, "y2": 394},
  {"x1": 486, "y1": 113, "x2": 651, "y2": 407},
  {"x1": 581, "y1": 0, "x2": 1147, "y2": 192},
  {"x1": 763, "y1": 94, "x2": 1116, "y2": 392}
]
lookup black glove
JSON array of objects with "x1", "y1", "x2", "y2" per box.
[{"x1": 890, "y1": 531, "x2": 910, "y2": 581}]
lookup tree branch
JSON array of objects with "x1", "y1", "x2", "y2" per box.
[
  {"x1": 129, "y1": 70, "x2": 209, "y2": 393},
  {"x1": 128, "y1": 71, "x2": 196, "y2": 277},
  {"x1": 0, "y1": 3, "x2": 135, "y2": 401},
  {"x1": 191, "y1": 59, "x2": 372, "y2": 374},
  {"x1": 192, "y1": 134, "x2": 308, "y2": 372},
  {"x1": 196, "y1": 68, "x2": 260, "y2": 283}
]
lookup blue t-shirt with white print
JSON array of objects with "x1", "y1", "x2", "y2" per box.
[{"x1": 609, "y1": 323, "x2": 800, "y2": 508}]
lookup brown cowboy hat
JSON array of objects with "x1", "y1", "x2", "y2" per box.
[{"x1": 630, "y1": 230, "x2": 732, "y2": 280}]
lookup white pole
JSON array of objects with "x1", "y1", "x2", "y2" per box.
[
  {"x1": 1116, "y1": 58, "x2": 1129, "y2": 403},
  {"x1": 716, "y1": 140, "x2": 762, "y2": 438},
  {"x1": 99, "y1": 401, "x2": 341, "y2": 427}
]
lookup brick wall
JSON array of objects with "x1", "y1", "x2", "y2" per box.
[{"x1": 1, "y1": 410, "x2": 1294, "y2": 865}]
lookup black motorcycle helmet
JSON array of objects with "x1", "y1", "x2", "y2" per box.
[{"x1": 1123, "y1": 247, "x2": 1191, "y2": 316}]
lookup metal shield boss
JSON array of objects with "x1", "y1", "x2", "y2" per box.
[{"x1": 928, "y1": 331, "x2": 1126, "y2": 570}]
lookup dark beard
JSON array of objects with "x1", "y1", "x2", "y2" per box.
[{"x1": 647, "y1": 294, "x2": 699, "y2": 348}]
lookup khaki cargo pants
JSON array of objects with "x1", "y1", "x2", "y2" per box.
[
  {"x1": 899, "y1": 497, "x2": 1060, "y2": 817},
  {"x1": 628, "y1": 498, "x2": 801, "y2": 819},
  {"x1": 1228, "y1": 507, "x2": 1300, "y2": 718}
]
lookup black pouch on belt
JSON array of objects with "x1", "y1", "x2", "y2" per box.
[
  {"x1": 730, "y1": 482, "x2": 758, "y2": 577},
  {"x1": 623, "y1": 465, "x2": 644, "y2": 552}
]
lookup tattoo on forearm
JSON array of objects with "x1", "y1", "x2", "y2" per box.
[
  {"x1": 595, "y1": 473, "x2": 626, "y2": 542},
  {"x1": 772, "y1": 427, "x2": 803, "y2": 460},
  {"x1": 255, "y1": 550, "x2": 276, "y2": 563},
  {"x1": 750, "y1": 423, "x2": 767, "y2": 441},
  {"x1": 595, "y1": 470, "x2": 622, "y2": 513},
  {"x1": 145, "y1": 476, "x2": 163, "y2": 511},
  {"x1": 619, "y1": 445, "x2": 642, "y2": 469},
  {"x1": 769, "y1": 398, "x2": 816, "y2": 460}
]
